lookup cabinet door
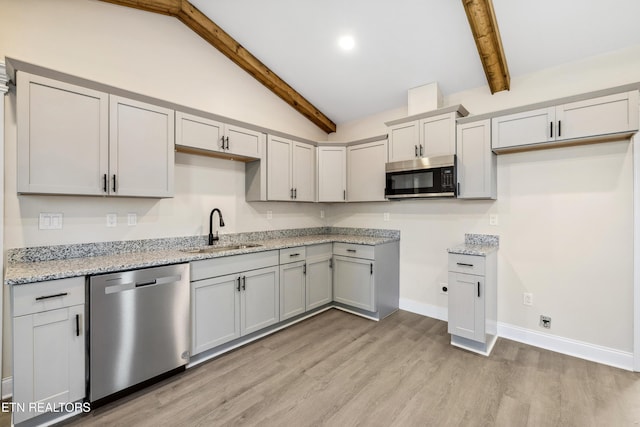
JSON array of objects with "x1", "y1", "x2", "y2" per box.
[
  {"x1": 109, "y1": 95, "x2": 175, "y2": 197},
  {"x1": 447, "y1": 272, "x2": 485, "y2": 342},
  {"x1": 241, "y1": 266, "x2": 279, "y2": 335},
  {"x1": 13, "y1": 305, "x2": 85, "y2": 424},
  {"x1": 175, "y1": 111, "x2": 225, "y2": 153},
  {"x1": 491, "y1": 107, "x2": 555, "y2": 150},
  {"x1": 333, "y1": 255, "x2": 375, "y2": 312},
  {"x1": 347, "y1": 139, "x2": 388, "y2": 202},
  {"x1": 17, "y1": 72, "x2": 109, "y2": 195},
  {"x1": 317, "y1": 146, "x2": 346, "y2": 202},
  {"x1": 420, "y1": 113, "x2": 456, "y2": 157},
  {"x1": 292, "y1": 141, "x2": 316, "y2": 202},
  {"x1": 556, "y1": 91, "x2": 640, "y2": 141},
  {"x1": 191, "y1": 274, "x2": 241, "y2": 355},
  {"x1": 306, "y1": 256, "x2": 332, "y2": 310},
  {"x1": 267, "y1": 135, "x2": 293, "y2": 201},
  {"x1": 279, "y1": 261, "x2": 306, "y2": 321},
  {"x1": 388, "y1": 121, "x2": 419, "y2": 162},
  {"x1": 456, "y1": 120, "x2": 496, "y2": 199},
  {"x1": 226, "y1": 124, "x2": 263, "y2": 159}
]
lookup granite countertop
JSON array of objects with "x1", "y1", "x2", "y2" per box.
[
  {"x1": 5, "y1": 228, "x2": 399, "y2": 285},
  {"x1": 447, "y1": 233, "x2": 499, "y2": 256}
]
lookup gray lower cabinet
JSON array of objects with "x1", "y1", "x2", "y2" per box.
[
  {"x1": 305, "y1": 244, "x2": 333, "y2": 310},
  {"x1": 447, "y1": 252, "x2": 497, "y2": 355},
  {"x1": 190, "y1": 251, "x2": 279, "y2": 355},
  {"x1": 332, "y1": 241, "x2": 399, "y2": 319},
  {"x1": 279, "y1": 246, "x2": 307, "y2": 321},
  {"x1": 12, "y1": 277, "x2": 86, "y2": 425}
]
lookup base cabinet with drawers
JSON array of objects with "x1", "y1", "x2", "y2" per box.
[
  {"x1": 11, "y1": 277, "x2": 86, "y2": 425},
  {"x1": 190, "y1": 251, "x2": 280, "y2": 355},
  {"x1": 332, "y1": 241, "x2": 400, "y2": 320},
  {"x1": 447, "y1": 251, "x2": 497, "y2": 356}
]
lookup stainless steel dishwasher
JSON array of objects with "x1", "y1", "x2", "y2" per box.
[{"x1": 89, "y1": 263, "x2": 190, "y2": 403}]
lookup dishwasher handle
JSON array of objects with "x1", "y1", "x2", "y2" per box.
[{"x1": 104, "y1": 274, "x2": 182, "y2": 294}]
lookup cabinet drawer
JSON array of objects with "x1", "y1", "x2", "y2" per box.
[
  {"x1": 279, "y1": 246, "x2": 306, "y2": 264},
  {"x1": 333, "y1": 243, "x2": 375, "y2": 260},
  {"x1": 306, "y1": 243, "x2": 332, "y2": 259},
  {"x1": 191, "y1": 250, "x2": 279, "y2": 282},
  {"x1": 448, "y1": 253, "x2": 485, "y2": 276},
  {"x1": 12, "y1": 276, "x2": 85, "y2": 317}
]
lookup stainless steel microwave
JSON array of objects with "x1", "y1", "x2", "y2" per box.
[{"x1": 384, "y1": 155, "x2": 456, "y2": 199}]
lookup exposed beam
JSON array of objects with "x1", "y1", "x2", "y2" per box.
[
  {"x1": 100, "y1": 0, "x2": 336, "y2": 133},
  {"x1": 462, "y1": 0, "x2": 510, "y2": 94}
]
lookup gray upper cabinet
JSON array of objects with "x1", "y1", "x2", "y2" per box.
[
  {"x1": 17, "y1": 72, "x2": 109, "y2": 196},
  {"x1": 17, "y1": 71, "x2": 175, "y2": 197},
  {"x1": 317, "y1": 146, "x2": 346, "y2": 202},
  {"x1": 175, "y1": 111, "x2": 263, "y2": 160},
  {"x1": 456, "y1": 119, "x2": 497, "y2": 199},
  {"x1": 267, "y1": 135, "x2": 316, "y2": 202},
  {"x1": 388, "y1": 121, "x2": 419, "y2": 162},
  {"x1": 419, "y1": 113, "x2": 457, "y2": 158},
  {"x1": 347, "y1": 138, "x2": 388, "y2": 202},
  {"x1": 492, "y1": 91, "x2": 639, "y2": 152}
]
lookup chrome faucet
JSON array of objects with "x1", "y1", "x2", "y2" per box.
[{"x1": 208, "y1": 208, "x2": 225, "y2": 245}]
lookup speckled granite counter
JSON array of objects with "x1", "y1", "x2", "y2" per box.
[
  {"x1": 447, "y1": 233, "x2": 499, "y2": 256},
  {"x1": 5, "y1": 227, "x2": 400, "y2": 285}
]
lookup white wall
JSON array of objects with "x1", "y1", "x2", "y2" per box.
[{"x1": 329, "y1": 46, "x2": 640, "y2": 357}]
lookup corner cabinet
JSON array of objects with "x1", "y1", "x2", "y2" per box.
[
  {"x1": 456, "y1": 119, "x2": 497, "y2": 199},
  {"x1": 17, "y1": 71, "x2": 175, "y2": 197},
  {"x1": 347, "y1": 138, "x2": 388, "y2": 202},
  {"x1": 332, "y1": 241, "x2": 399, "y2": 320},
  {"x1": 317, "y1": 146, "x2": 346, "y2": 202},
  {"x1": 175, "y1": 111, "x2": 263, "y2": 160},
  {"x1": 447, "y1": 251, "x2": 497, "y2": 356},
  {"x1": 12, "y1": 277, "x2": 86, "y2": 425},
  {"x1": 492, "y1": 90, "x2": 639, "y2": 152}
]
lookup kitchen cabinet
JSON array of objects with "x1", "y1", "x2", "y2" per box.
[
  {"x1": 447, "y1": 252, "x2": 497, "y2": 356},
  {"x1": 267, "y1": 135, "x2": 316, "y2": 201},
  {"x1": 17, "y1": 71, "x2": 175, "y2": 197},
  {"x1": 492, "y1": 90, "x2": 639, "y2": 152},
  {"x1": 279, "y1": 247, "x2": 307, "y2": 321},
  {"x1": 332, "y1": 241, "x2": 399, "y2": 319},
  {"x1": 175, "y1": 111, "x2": 263, "y2": 160},
  {"x1": 12, "y1": 277, "x2": 86, "y2": 424},
  {"x1": 387, "y1": 106, "x2": 468, "y2": 162},
  {"x1": 306, "y1": 243, "x2": 333, "y2": 310},
  {"x1": 317, "y1": 146, "x2": 347, "y2": 202},
  {"x1": 347, "y1": 138, "x2": 388, "y2": 202},
  {"x1": 109, "y1": 95, "x2": 175, "y2": 197},
  {"x1": 190, "y1": 251, "x2": 279, "y2": 355},
  {"x1": 456, "y1": 119, "x2": 497, "y2": 199}
]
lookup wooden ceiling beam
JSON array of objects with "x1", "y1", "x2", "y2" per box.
[
  {"x1": 100, "y1": 0, "x2": 337, "y2": 133},
  {"x1": 462, "y1": 0, "x2": 510, "y2": 93}
]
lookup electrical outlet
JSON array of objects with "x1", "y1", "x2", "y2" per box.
[
  {"x1": 489, "y1": 214, "x2": 499, "y2": 226},
  {"x1": 383, "y1": 212, "x2": 390, "y2": 221},
  {"x1": 127, "y1": 213, "x2": 137, "y2": 226},
  {"x1": 320, "y1": 210, "x2": 325, "y2": 219},
  {"x1": 439, "y1": 283, "x2": 448, "y2": 295},
  {"x1": 267, "y1": 210, "x2": 273, "y2": 220},
  {"x1": 106, "y1": 213, "x2": 117, "y2": 227},
  {"x1": 523, "y1": 292, "x2": 533, "y2": 306},
  {"x1": 540, "y1": 315, "x2": 551, "y2": 329}
]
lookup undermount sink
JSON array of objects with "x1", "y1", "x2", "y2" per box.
[{"x1": 180, "y1": 243, "x2": 262, "y2": 254}]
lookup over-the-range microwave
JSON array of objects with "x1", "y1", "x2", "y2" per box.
[{"x1": 384, "y1": 154, "x2": 456, "y2": 199}]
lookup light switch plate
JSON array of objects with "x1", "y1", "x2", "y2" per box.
[
  {"x1": 267, "y1": 210, "x2": 273, "y2": 220},
  {"x1": 106, "y1": 213, "x2": 117, "y2": 227},
  {"x1": 39, "y1": 213, "x2": 63, "y2": 230}
]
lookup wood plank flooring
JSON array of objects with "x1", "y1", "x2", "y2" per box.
[{"x1": 23, "y1": 309, "x2": 640, "y2": 425}]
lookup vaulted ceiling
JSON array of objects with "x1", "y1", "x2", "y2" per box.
[{"x1": 104, "y1": 0, "x2": 640, "y2": 131}]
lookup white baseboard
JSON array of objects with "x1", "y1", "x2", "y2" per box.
[
  {"x1": 497, "y1": 322, "x2": 634, "y2": 371},
  {"x1": 399, "y1": 298, "x2": 447, "y2": 321},
  {"x1": 398, "y1": 298, "x2": 634, "y2": 371},
  {"x1": 2, "y1": 376, "x2": 12, "y2": 400}
]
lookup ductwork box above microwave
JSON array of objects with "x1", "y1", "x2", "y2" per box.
[{"x1": 408, "y1": 82, "x2": 443, "y2": 115}]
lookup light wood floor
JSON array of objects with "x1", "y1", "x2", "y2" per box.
[{"x1": 38, "y1": 309, "x2": 640, "y2": 426}]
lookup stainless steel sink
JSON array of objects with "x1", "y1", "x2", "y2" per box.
[{"x1": 180, "y1": 243, "x2": 262, "y2": 254}]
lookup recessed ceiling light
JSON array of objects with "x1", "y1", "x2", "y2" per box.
[{"x1": 338, "y1": 35, "x2": 355, "y2": 51}]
